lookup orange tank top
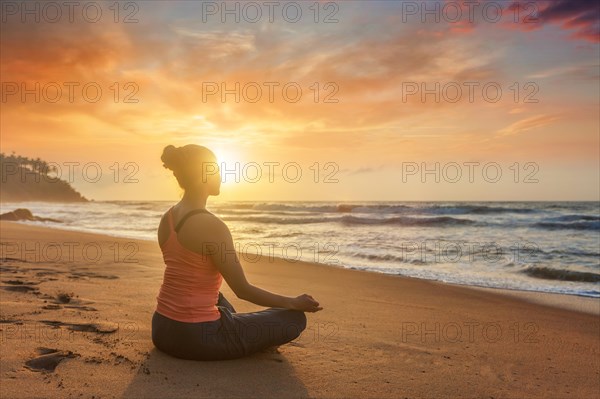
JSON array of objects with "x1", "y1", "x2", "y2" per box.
[{"x1": 155, "y1": 207, "x2": 222, "y2": 322}]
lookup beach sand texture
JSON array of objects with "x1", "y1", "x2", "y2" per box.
[{"x1": 1, "y1": 221, "x2": 598, "y2": 398}]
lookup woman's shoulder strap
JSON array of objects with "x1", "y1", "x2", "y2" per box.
[
  {"x1": 167, "y1": 207, "x2": 175, "y2": 231},
  {"x1": 174, "y1": 208, "x2": 212, "y2": 233}
]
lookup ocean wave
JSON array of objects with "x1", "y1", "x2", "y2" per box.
[
  {"x1": 551, "y1": 250, "x2": 600, "y2": 258},
  {"x1": 544, "y1": 203, "x2": 599, "y2": 211},
  {"x1": 218, "y1": 202, "x2": 541, "y2": 216},
  {"x1": 216, "y1": 209, "x2": 317, "y2": 217},
  {"x1": 520, "y1": 266, "x2": 600, "y2": 283},
  {"x1": 341, "y1": 215, "x2": 476, "y2": 227},
  {"x1": 533, "y1": 221, "x2": 600, "y2": 231},
  {"x1": 135, "y1": 205, "x2": 163, "y2": 211},
  {"x1": 212, "y1": 203, "x2": 257, "y2": 210},
  {"x1": 234, "y1": 203, "x2": 413, "y2": 214},
  {"x1": 545, "y1": 214, "x2": 600, "y2": 222},
  {"x1": 250, "y1": 203, "x2": 337, "y2": 213},
  {"x1": 221, "y1": 213, "x2": 476, "y2": 227},
  {"x1": 337, "y1": 204, "x2": 411, "y2": 213},
  {"x1": 513, "y1": 246, "x2": 600, "y2": 258},
  {"x1": 422, "y1": 204, "x2": 537, "y2": 215},
  {"x1": 264, "y1": 232, "x2": 303, "y2": 238},
  {"x1": 350, "y1": 251, "x2": 428, "y2": 265},
  {"x1": 220, "y1": 216, "x2": 332, "y2": 225}
]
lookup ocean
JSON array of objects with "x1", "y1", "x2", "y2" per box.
[{"x1": 2, "y1": 201, "x2": 599, "y2": 298}]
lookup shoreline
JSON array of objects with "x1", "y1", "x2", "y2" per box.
[
  {"x1": 3, "y1": 220, "x2": 599, "y2": 315},
  {"x1": 1, "y1": 221, "x2": 599, "y2": 398}
]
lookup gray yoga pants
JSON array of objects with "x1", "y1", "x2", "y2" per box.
[{"x1": 152, "y1": 292, "x2": 307, "y2": 360}]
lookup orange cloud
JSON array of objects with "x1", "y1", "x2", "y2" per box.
[{"x1": 497, "y1": 114, "x2": 561, "y2": 136}]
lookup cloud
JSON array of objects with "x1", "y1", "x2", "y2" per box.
[
  {"x1": 340, "y1": 165, "x2": 389, "y2": 175},
  {"x1": 438, "y1": 0, "x2": 599, "y2": 42},
  {"x1": 507, "y1": 0, "x2": 600, "y2": 42},
  {"x1": 0, "y1": 1, "x2": 594, "y2": 163},
  {"x1": 527, "y1": 63, "x2": 599, "y2": 80},
  {"x1": 0, "y1": 2, "x2": 503, "y2": 140},
  {"x1": 172, "y1": 29, "x2": 256, "y2": 60},
  {"x1": 497, "y1": 114, "x2": 560, "y2": 135}
]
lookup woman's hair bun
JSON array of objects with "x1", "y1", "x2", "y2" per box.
[
  {"x1": 161, "y1": 144, "x2": 217, "y2": 189},
  {"x1": 161, "y1": 145, "x2": 180, "y2": 171}
]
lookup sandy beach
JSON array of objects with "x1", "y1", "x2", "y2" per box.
[{"x1": 1, "y1": 221, "x2": 598, "y2": 399}]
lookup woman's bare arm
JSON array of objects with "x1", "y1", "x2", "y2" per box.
[{"x1": 197, "y1": 216, "x2": 322, "y2": 312}]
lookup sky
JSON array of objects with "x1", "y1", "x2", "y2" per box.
[{"x1": 1, "y1": 0, "x2": 599, "y2": 201}]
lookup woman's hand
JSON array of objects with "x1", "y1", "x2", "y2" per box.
[{"x1": 290, "y1": 294, "x2": 323, "y2": 312}]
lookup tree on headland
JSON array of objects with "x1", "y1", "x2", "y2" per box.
[{"x1": 0, "y1": 152, "x2": 88, "y2": 203}]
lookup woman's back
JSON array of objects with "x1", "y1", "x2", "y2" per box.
[
  {"x1": 153, "y1": 144, "x2": 317, "y2": 360},
  {"x1": 155, "y1": 207, "x2": 222, "y2": 323}
]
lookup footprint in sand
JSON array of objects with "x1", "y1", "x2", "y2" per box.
[
  {"x1": 69, "y1": 271, "x2": 119, "y2": 280},
  {"x1": 55, "y1": 292, "x2": 75, "y2": 303},
  {"x1": 3, "y1": 279, "x2": 38, "y2": 286},
  {"x1": 64, "y1": 305, "x2": 98, "y2": 312},
  {"x1": 24, "y1": 347, "x2": 78, "y2": 372},
  {"x1": 51, "y1": 292, "x2": 96, "y2": 307},
  {"x1": 3, "y1": 282, "x2": 99, "y2": 311},
  {"x1": 0, "y1": 257, "x2": 26, "y2": 264},
  {"x1": 42, "y1": 304, "x2": 62, "y2": 310},
  {"x1": 2, "y1": 285, "x2": 39, "y2": 293},
  {"x1": 0, "y1": 318, "x2": 23, "y2": 324},
  {"x1": 2, "y1": 279, "x2": 43, "y2": 294},
  {"x1": 40, "y1": 320, "x2": 118, "y2": 333},
  {"x1": 41, "y1": 304, "x2": 98, "y2": 312}
]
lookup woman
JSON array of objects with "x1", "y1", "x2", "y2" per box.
[{"x1": 152, "y1": 144, "x2": 323, "y2": 360}]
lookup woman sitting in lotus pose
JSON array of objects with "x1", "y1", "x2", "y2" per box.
[{"x1": 152, "y1": 144, "x2": 322, "y2": 360}]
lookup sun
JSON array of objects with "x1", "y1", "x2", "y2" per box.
[
  {"x1": 211, "y1": 147, "x2": 242, "y2": 171},
  {"x1": 209, "y1": 147, "x2": 246, "y2": 190}
]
